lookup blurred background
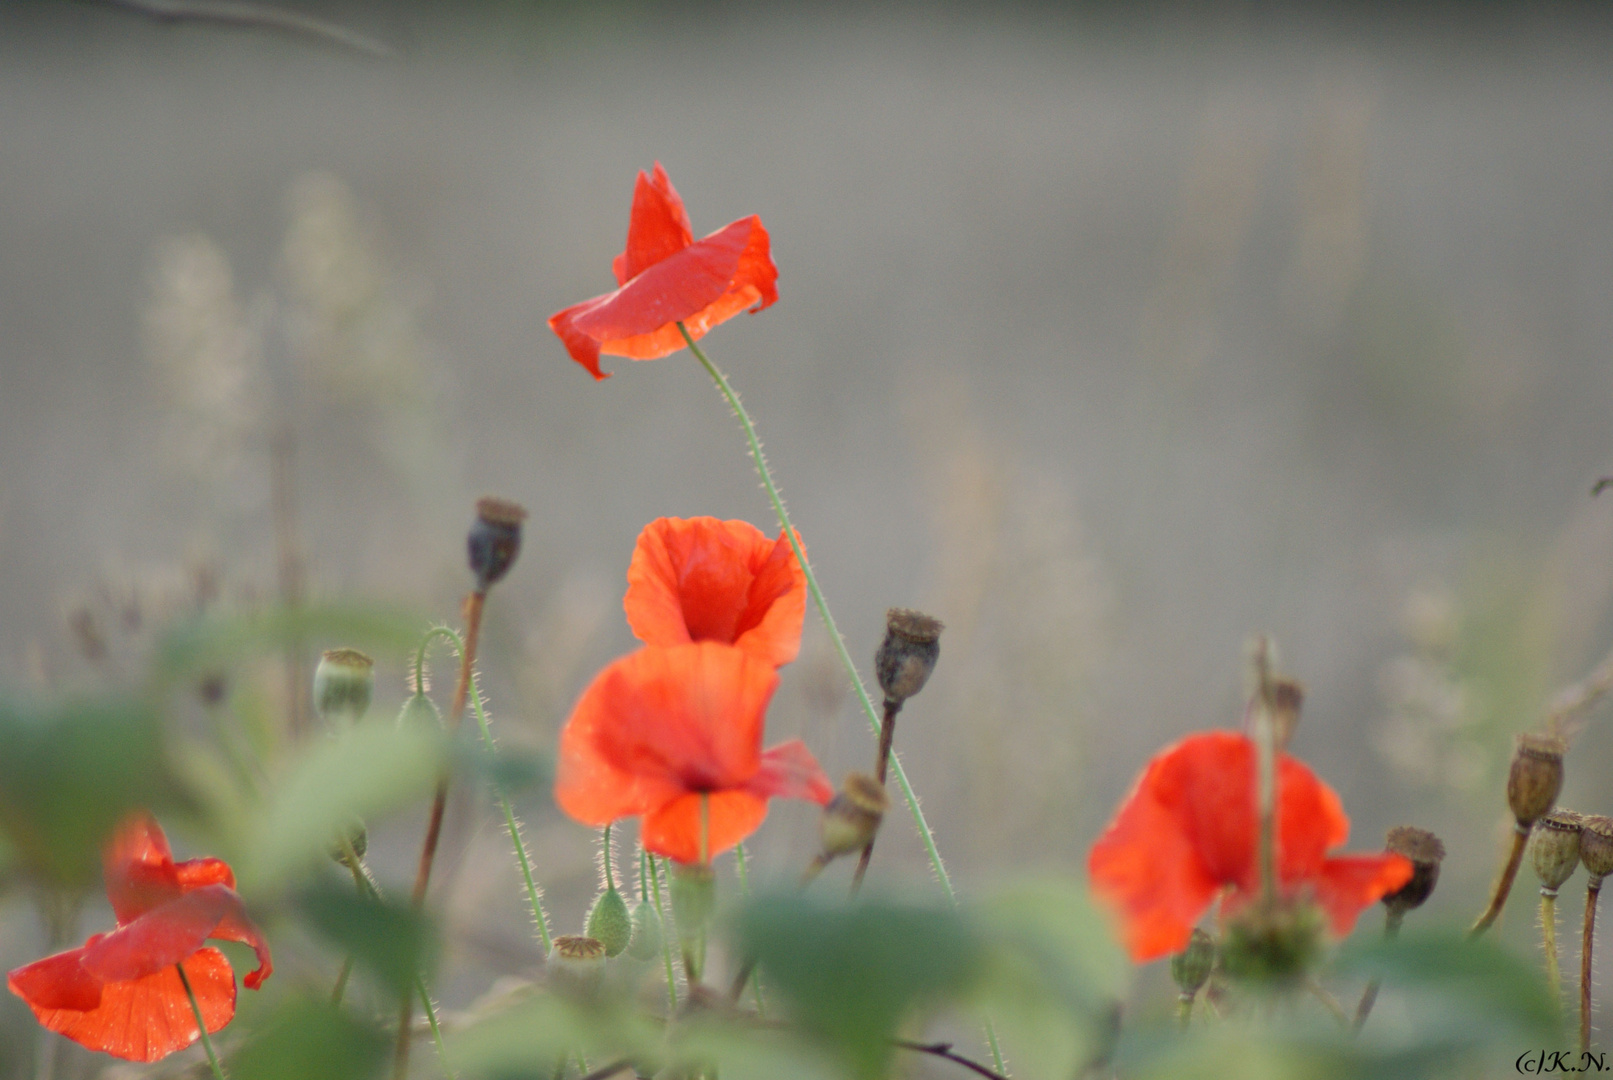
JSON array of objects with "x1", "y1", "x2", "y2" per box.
[{"x1": 2, "y1": 0, "x2": 1612, "y2": 1072}]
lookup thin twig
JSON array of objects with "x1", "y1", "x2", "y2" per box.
[
  {"x1": 1471, "y1": 825, "x2": 1530, "y2": 936},
  {"x1": 96, "y1": 0, "x2": 393, "y2": 56},
  {"x1": 895, "y1": 1040, "x2": 1011, "y2": 1080},
  {"x1": 1546, "y1": 641, "x2": 1613, "y2": 739}
]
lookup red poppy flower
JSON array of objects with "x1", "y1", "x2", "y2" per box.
[
  {"x1": 549, "y1": 162, "x2": 779, "y2": 380},
  {"x1": 1087, "y1": 731, "x2": 1412, "y2": 962},
  {"x1": 624, "y1": 516, "x2": 807, "y2": 668},
  {"x1": 555, "y1": 642, "x2": 832, "y2": 863},
  {"x1": 7, "y1": 813, "x2": 272, "y2": 1062}
]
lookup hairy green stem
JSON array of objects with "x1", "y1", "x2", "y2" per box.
[
  {"x1": 648, "y1": 853, "x2": 678, "y2": 1015},
  {"x1": 680, "y1": 323, "x2": 1001, "y2": 1074},
  {"x1": 178, "y1": 964, "x2": 227, "y2": 1080},
  {"x1": 733, "y1": 843, "x2": 766, "y2": 1015}
]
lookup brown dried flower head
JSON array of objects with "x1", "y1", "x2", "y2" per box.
[
  {"x1": 1530, "y1": 809, "x2": 1583, "y2": 892},
  {"x1": 1507, "y1": 732, "x2": 1565, "y2": 827},
  {"x1": 1383, "y1": 825, "x2": 1446, "y2": 913},
  {"x1": 1580, "y1": 815, "x2": 1613, "y2": 883},
  {"x1": 820, "y1": 772, "x2": 889, "y2": 859},
  {"x1": 875, "y1": 608, "x2": 944, "y2": 707}
]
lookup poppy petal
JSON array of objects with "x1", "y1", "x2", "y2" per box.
[
  {"x1": 8, "y1": 945, "x2": 103, "y2": 1012},
  {"x1": 17, "y1": 947, "x2": 235, "y2": 1062},
  {"x1": 612, "y1": 162, "x2": 694, "y2": 286},
  {"x1": 748, "y1": 740, "x2": 833, "y2": 805},
  {"x1": 1312, "y1": 854, "x2": 1415, "y2": 937},
  {"x1": 641, "y1": 790, "x2": 770, "y2": 864},
  {"x1": 623, "y1": 517, "x2": 807, "y2": 666},
  {"x1": 104, "y1": 812, "x2": 182, "y2": 924},
  {"x1": 81, "y1": 885, "x2": 272, "y2": 990},
  {"x1": 174, "y1": 856, "x2": 236, "y2": 892},
  {"x1": 574, "y1": 216, "x2": 757, "y2": 344}
]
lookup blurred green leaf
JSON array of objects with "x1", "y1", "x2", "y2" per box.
[
  {"x1": 451, "y1": 731, "x2": 551, "y2": 795},
  {"x1": 0, "y1": 696, "x2": 180, "y2": 887},
  {"x1": 228, "y1": 997, "x2": 387, "y2": 1080},
  {"x1": 156, "y1": 603, "x2": 422, "y2": 681},
  {"x1": 671, "y1": 1016, "x2": 843, "y2": 1080},
  {"x1": 242, "y1": 718, "x2": 447, "y2": 891},
  {"x1": 973, "y1": 879, "x2": 1129, "y2": 1080},
  {"x1": 300, "y1": 879, "x2": 439, "y2": 995},
  {"x1": 735, "y1": 893, "x2": 985, "y2": 1080},
  {"x1": 448, "y1": 991, "x2": 660, "y2": 1077}
]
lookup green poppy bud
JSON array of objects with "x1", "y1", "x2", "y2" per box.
[
  {"x1": 1171, "y1": 928, "x2": 1215, "y2": 997},
  {"x1": 397, "y1": 689, "x2": 442, "y2": 731},
  {"x1": 313, "y1": 648, "x2": 374, "y2": 727},
  {"x1": 626, "y1": 899, "x2": 663, "y2": 961},
  {"x1": 586, "y1": 884, "x2": 632, "y2": 958}
]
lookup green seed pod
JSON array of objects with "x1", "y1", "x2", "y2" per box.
[
  {"x1": 547, "y1": 935, "x2": 606, "y2": 995},
  {"x1": 1531, "y1": 809, "x2": 1584, "y2": 893},
  {"x1": 313, "y1": 648, "x2": 374, "y2": 727},
  {"x1": 396, "y1": 689, "x2": 443, "y2": 731},
  {"x1": 585, "y1": 884, "x2": 632, "y2": 958},
  {"x1": 820, "y1": 773, "x2": 888, "y2": 860},
  {"x1": 1171, "y1": 928, "x2": 1215, "y2": 996},
  {"x1": 626, "y1": 899, "x2": 663, "y2": 961},
  {"x1": 670, "y1": 863, "x2": 716, "y2": 941}
]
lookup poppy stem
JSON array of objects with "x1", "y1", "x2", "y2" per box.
[
  {"x1": 1542, "y1": 888, "x2": 1562, "y2": 1000},
  {"x1": 1352, "y1": 907, "x2": 1402, "y2": 1033},
  {"x1": 1584, "y1": 878, "x2": 1602, "y2": 1053},
  {"x1": 603, "y1": 823, "x2": 615, "y2": 888},
  {"x1": 1250, "y1": 638, "x2": 1279, "y2": 906},
  {"x1": 648, "y1": 854, "x2": 678, "y2": 1015},
  {"x1": 177, "y1": 964, "x2": 227, "y2": 1080},
  {"x1": 1471, "y1": 824, "x2": 1531, "y2": 935},
  {"x1": 680, "y1": 322, "x2": 1003, "y2": 1078},
  {"x1": 851, "y1": 699, "x2": 903, "y2": 894},
  {"x1": 732, "y1": 843, "x2": 766, "y2": 1016}
]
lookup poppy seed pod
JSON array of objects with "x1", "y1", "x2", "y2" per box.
[
  {"x1": 1171, "y1": 928, "x2": 1216, "y2": 997},
  {"x1": 1383, "y1": 826, "x2": 1446, "y2": 914},
  {"x1": 547, "y1": 935, "x2": 607, "y2": 994},
  {"x1": 468, "y1": 497, "x2": 527, "y2": 592},
  {"x1": 875, "y1": 609, "x2": 943, "y2": 708},
  {"x1": 1581, "y1": 815, "x2": 1613, "y2": 884},
  {"x1": 585, "y1": 884, "x2": 632, "y2": 958},
  {"x1": 625, "y1": 899, "x2": 663, "y2": 962},
  {"x1": 1507, "y1": 733, "x2": 1565, "y2": 827},
  {"x1": 820, "y1": 773, "x2": 888, "y2": 860},
  {"x1": 1531, "y1": 810, "x2": 1584, "y2": 893},
  {"x1": 313, "y1": 648, "x2": 374, "y2": 727}
]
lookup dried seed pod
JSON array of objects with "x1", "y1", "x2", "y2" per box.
[
  {"x1": 1531, "y1": 810, "x2": 1584, "y2": 893},
  {"x1": 313, "y1": 648, "x2": 374, "y2": 727},
  {"x1": 1581, "y1": 815, "x2": 1613, "y2": 884},
  {"x1": 1171, "y1": 928, "x2": 1216, "y2": 997},
  {"x1": 1383, "y1": 826, "x2": 1446, "y2": 914},
  {"x1": 1268, "y1": 678, "x2": 1305, "y2": 751},
  {"x1": 820, "y1": 773, "x2": 888, "y2": 860},
  {"x1": 1507, "y1": 733, "x2": 1565, "y2": 827},
  {"x1": 874, "y1": 609, "x2": 943, "y2": 708},
  {"x1": 468, "y1": 497, "x2": 527, "y2": 592}
]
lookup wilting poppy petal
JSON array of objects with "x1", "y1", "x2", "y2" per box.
[
  {"x1": 642, "y1": 789, "x2": 770, "y2": 864},
  {"x1": 82, "y1": 885, "x2": 272, "y2": 990},
  {"x1": 624, "y1": 517, "x2": 807, "y2": 667},
  {"x1": 612, "y1": 162, "x2": 694, "y2": 285},
  {"x1": 7, "y1": 946, "x2": 103, "y2": 1012},
  {"x1": 16, "y1": 947, "x2": 235, "y2": 1063},
  {"x1": 749, "y1": 740, "x2": 834, "y2": 804},
  {"x1": 104, "y1": 812, "x2": 183, "y2": 923},
  {"x1": 1088, "y1": 730, "x2": 1412, "y2": 962},
  {"x1": 549, "y1": 164, "x2": 778, "y2": 380}
]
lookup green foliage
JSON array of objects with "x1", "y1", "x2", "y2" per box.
[
  {"x1": 156, "y1": 604, "x2": 422, "y2": 682},
  {"x1": 447, "y1": 991, "x2": 661, "y2": 1077},
  {"x1": 240, "y1": 717, "x2": 448, "y2": 891},
  {"x1": 228, "y1": 998, "x2": 388, "y2": 1080},
  {"x1": 735, "y1": 892, "x2": 985, "y2": 1080},
  {"x1": 299, "y1": 879, "x2": 440, "y2": 995},
  {"x1": 0, "y1": 695, "x2": 179, "y2": 887}
]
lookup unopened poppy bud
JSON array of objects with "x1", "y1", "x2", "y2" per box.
[
  {"x1": 670, "y1": 863, "x2": 716, "y2": 939},
  {"x1": 585, "y1": 884, "x2": 632, "y2": 958},
  {"x1": 313, "y1": 648, "x2": 374, "y2": 727},
  {"x1": 547, "y1": 934, "x2": 606, "y2": 994},
  {"x1": 1383, "y1": 826, "x2": 1445, "y2": 914},
  {"x1": 626, "y1": 899, "x2": 663, "y2": 961},
  {"x1": 1507, "y1": 732, "x2": 1565, "y2": 827},
  {"x1": 330, "y1": 819, "x2": 368, "y2": 868},
  {"x1": 1581, "y1": 815, "x2": 1613, "y2": 885},
  {"x1": 875, "y1": 609, "x2": 943, "y2": 708},
  {"x1": 468, "y1": 497, "x2": 527, "y2": 592},
  {"x1": 1531, "y1": 809, "x2": 1584, "y2": 893},
  {"x1": 820, "y1": 773, "x2": 888, "y2": 859},
  {"x1": 1170, "y1": 928, "x2": 1216, "y2": 997},
  {"x1": 1218, "y1": 899, "x2": 1325, "y2": 987},
  {"x1": 397, "y1": 689, "x2": 442, "y2": 731}
]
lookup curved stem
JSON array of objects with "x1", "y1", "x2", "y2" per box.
[
  {"x1": 680, "y1": 323, "x2": 999, "y2": 1074},
  {"x1": 177, "y1": 964, "x2": 227, "y2": 1080},
  {"x1": 413, "y1": 625, "x2": 462, "y2": 696},
  {"x1": 1471, "y1": 824, "x2": 1530, "y2": 936}
]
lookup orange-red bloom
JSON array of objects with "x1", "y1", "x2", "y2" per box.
[
  {"x1": 549, "y1": 162, "x2": 779, "y2": 380},
  {"x1": 7, "y1": 813, "x2": 272, "y2": 1062},
  {"x1": 624, "y1": 516, "x2": 807, "y2": 668},
  {"x1": 1087, "y1": 731, "x2": 1412, "y2": 962},
  {"x1": 555, "y1": 642, "x2": 832, "y2": 863}
]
